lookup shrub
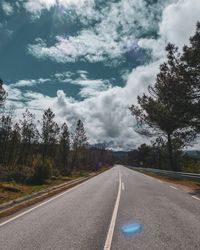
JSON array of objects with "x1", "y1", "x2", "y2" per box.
[
  {"x1": 0, "y1": 165, "x2": 34, "y2": 183},
  {"x1": 52, "y1": 168, "x2": 60, "y2": 178},
  {"x1": 1, "y1": 184, "x2": 21, "y2": 193},
  {"x1": 182, "y1": 161, "x2": 200, "y2": 174},
  {"x1": 32, "y1": 156, "x2": 53, "y2": 184}
]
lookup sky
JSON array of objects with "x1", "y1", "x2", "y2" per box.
[{"x1": 0, "y1": 0, "x2": 200, "y2": 150}]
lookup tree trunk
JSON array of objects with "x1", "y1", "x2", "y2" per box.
[{"x1": 167, "y1": 133, "x2": 175, "y2": 171}]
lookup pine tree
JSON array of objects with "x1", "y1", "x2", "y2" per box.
[
  {"x1": 73, "y1": 120, "x2": 88, "y2": 150},
  {"x1": 40, "y1": 108, "x2": 59, "y2": 160},
  {"x1": 182, "y1": 21, "x2": 200, "y2": 131},
  {"x1": 72, "y1": 120, "x2": 88, "y2": 171},
  {"x1": 19, "y1": 109, "x2": 38, "y2": 165},
  {"x1": 7, "y1": 123, "x2": 21, "y2": 166},
  {"x1": 130, "y1": 44, "x2": 195, "y2": 171},
  {"x1": 59, "y1": 123, "x2": 70, "y2": 175},
  {"x1": 0, "y1": 115, "x2": 12, "y2": 164}
]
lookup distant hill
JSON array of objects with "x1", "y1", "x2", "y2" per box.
[
  {"x1": 112, "y1": 151, "x2": 129, "y2": 161},
  {"x1": 184, "y1": 150, "x2": 200, "y2": 159}
]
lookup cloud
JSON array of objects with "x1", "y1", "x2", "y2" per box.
[
  {"x1": 77, "y1": 79, "x2": 111, "y2": 98},
  {"x1": 27, "y1": 31, "x2": 123, "y2": 63},
  {"x1": 1, "y1": 1, "x2": 14, "y2": 16},
  {"x1": 23, "y1": 0, "x2": 97, "y2": 20},
  {"x1": 10, "y1": 78, "x2": 50, "y2": 88},
  {"x1": 23, "y1": 0, "x2": 56, "y2": 15},
  {"x1": 27, "y1": 0, "x2": 169, "y2": 63},
  {"x1": 7, "y1": 61, "x2": 158, "y2": 150},
  {"x1": 54, "y1": 71, "x2": 111, "y2": 98},
  {"x1": 6, "y1": 0, "x2": 200, "y2": 150},
  {"x1": 159, "y1": 0, "x2": 200, "y2": 47},
  {"x1": 10, "y1": 72, "x2": 110, "y2": 100}
]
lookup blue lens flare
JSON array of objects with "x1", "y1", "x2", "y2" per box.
[{"x1": 121, "y1": 223, "x2": 143, "y2": 236}]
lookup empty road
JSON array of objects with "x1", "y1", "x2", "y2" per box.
[{"x1": 0, "y1": 165, "x2": 200, "y2": 250}]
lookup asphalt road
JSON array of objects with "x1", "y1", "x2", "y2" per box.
[{"x1": 0, "y1": 165, "x2": 200, "y2": 250}]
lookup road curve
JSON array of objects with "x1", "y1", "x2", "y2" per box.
[{"x1": 0, "y1": 165, "x2": 200, "y2": 250}]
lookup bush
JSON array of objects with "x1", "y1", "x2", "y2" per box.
[
  {"x1": 182, "y1": 161, "x2": 200, "y2": 174},
  {"x1": 8, "y1": 167, "x2": 34, "y2": 183},
  {"x1": 0, "y1": 165, "x2": 34, "y2": 183},
  {"x1": 52, "y1": 168, "x2": 60, "y2": 178},
  {"x1": 32, "y1": 156, "x2": 53, "y2": 184}
]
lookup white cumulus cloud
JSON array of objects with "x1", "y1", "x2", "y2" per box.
[
  {"x1": 7, "y1": 0, "x2": 200, "y2": 149},
  {"x1": 1, "y1": 1, "x2": 14, "y2": 16},
  {"x1": 27, "y1": 0, "x2": 170, "y2": 63},
  {"x1": 160, "y1": 0, "x2": 200, "y2": 47}
]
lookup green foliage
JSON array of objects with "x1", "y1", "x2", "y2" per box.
[
  {"x1": 58, "y1": 123, "x2": 70, "y2": 175},
  {"x1": 182, "y1": 161, "x2": 200, "y2": 174},
  {"x1": 181, "y1": 22, "x2": 200, "y2": 131},
  {"x1": 19, "y1": 109, "x2": 38, "y2": 165},
  {"x1": 182, "y1": 151, "x2": 200, "y2": 174},
  {"x1": 130, "y1": 40, "x2": 198, "y2": 170},
  {"x1": 32, "y1": 156, "x2": 53, "y2": 184},
  {"x1": 73, "y1": 119, "x2": 88, "y2": 150},
  {"x1": 72, "y1": 119, "x2": 88, "y2": 171},
  {"x1": 0, "y1": 165, "x2": 34, "y2": 183},
  {"x1": 40, "y1": 108, "x2": 59, "y2": 159}
]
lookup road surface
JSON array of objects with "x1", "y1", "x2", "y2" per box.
[{"x1": 0, "y1": 165, "x2": 200, "y2": 250}]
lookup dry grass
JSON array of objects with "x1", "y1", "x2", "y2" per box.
[
  {"x1": 139, "y1": 171, "x2": 200, "y2": 190},
  {"x1": 0, "y1": 167, "x2": 111, "y2": 219},
  {"x1": 0, "y1": 167, "x2": 110, "y2": 206},
  {"x1": 0, "y1": 172, "x2": 87, "y2": 205}
]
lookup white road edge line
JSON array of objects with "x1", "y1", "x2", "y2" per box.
[
  {"x1": 122, "y1": 182, "x2": 125, "y2": 191},
  {"x1": 158, "y1": 180, "x2": 163, "y2": 183},
  {"x1": 192, "y1": 195, "x2": 200, "y2": 201},
  {"x1": 104, "y1": 170, "x2": 122, "y2": 250},
  {"x1": 169, "y1": 185, "x2": 177, "y2": 190},
  {"x1": 0, "y1": 170, "x2": 108, "y2": 228}
]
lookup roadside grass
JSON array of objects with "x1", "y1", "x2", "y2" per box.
[
  {"x1": 0, "y1": 173, "x2": 85, "y2": 205},
  {"x1": 0, "y1": 167, "x2": 110, "y2": 206},
  {"x1": 0, "y1": 179, "x2": 65, "y2": 205},
  {"x1": 138, "y1": 171, "x2": 200, "y2": 190}
]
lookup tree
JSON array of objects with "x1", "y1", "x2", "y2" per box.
[
  {"x1": 130, "y1": 44, "x2": 195, "y2": 170},
  {"x1": 0, "y1": 114, "x2": 12, "y2": 164},
  {"x1": 0, "y1": 79, "x2": 7, "y2": 161},
  {"x1": 32, "y1": 156, "x2": 53, "y2": 184},
  {"x1": 40, "y1": 108, "x2": 59, "y2": 160},
  {"x1": 19, "y1": 109, "x2": 38, "y2": 165},
  {"x1": 59, "y1": 123, "x2": 70, "y2": 175},
  {"x1": 73, "y1": 120, "x2": 87, "y2": 149},
  {"x1": 72, "y1": 120, "x2": 88, "y2": 170},
  {"x1": 181, "y1": 21, "x2": 200, "y2": 131},
  {"x1": 7, "y1": 123, "x2": 21, "y2": 166}
]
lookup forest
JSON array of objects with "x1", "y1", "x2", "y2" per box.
[{"x1": 0, "y1": 86, "x2": 113, "y2": 185}]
